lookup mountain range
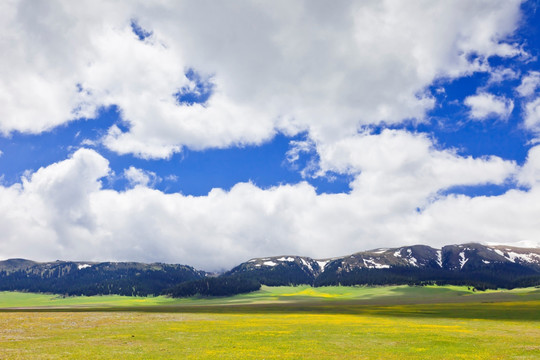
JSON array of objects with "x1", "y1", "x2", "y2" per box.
[{"x1": 1, "y1": 243, "x2": 540, "y2": 297}]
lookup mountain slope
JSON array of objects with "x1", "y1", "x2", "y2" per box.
[
  {"x1": 2, "y1": 243, "x2": 540, "y2": 297},
  {"x1": 224, "y1": 255, "x2": 324, "y2": 285},
  {"x1": 0, "y1": 259, "x2": 205, "y2": 296},
  {"x1": 227, "y1": 243, "x2": 540, "y2": 290}
]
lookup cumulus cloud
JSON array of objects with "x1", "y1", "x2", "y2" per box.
[
  {"x1": 517, "y1": 72, "x2": 540, "y2": 134},
  {"x1": 516, "y1": 71, "x2": 540, "y2": 97},
  {"x1": 414, "y1": 188, "x2": 540, "y2": 248},
  {"x1": 488, "y1": 67, "x2": 519, "y2": 84},
  {"x1": 0, "y1": 149, "x2": 109, "y2": 257},
  {"x1": 316, "y1": 130, "x2": 515, "y2": 188},
  {"x1": 0, "y1": 0, "x2": 525, "y2": 157},
  {"x1": 124, "y1": 166, "x2": 159, "y2": 188},
  {"x1": 0, "y1": 145, "x2": 529, "y2": 271},
  {"x1": 0, "y1": 1, "x2": 537, "y2": 271},
  {"x1": 464, "y1": 92, "x2": 514, "y2": 120},
  {"x1": 416, "y1": 149, "x2": 540, "y2": 247},
  {"x1": 516, "y1": 145, "x2": 540, "y2": 187},
  {"x1": 523, "y1": 97, "x2": 540, "y2": 132}
]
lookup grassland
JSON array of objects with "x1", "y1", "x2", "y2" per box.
[
  {"x1": 1, "y1": 286, "x2": 539, "y2": 359},
  {"x1": 2, "y1": 284, "x2": 539, "y2": 309}
]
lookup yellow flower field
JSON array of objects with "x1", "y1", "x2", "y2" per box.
[
  {"x1": 0, "y1": 286, "x2": 539, "y2": 359},
  {"x1": 1, "y1": 310, "x2": 539, "y2": 359}
]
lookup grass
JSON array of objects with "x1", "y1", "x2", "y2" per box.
[
  {"x1": 0, "y1": 291, "x2": 173, "y2": 308},
  {"x1": 1, "y1": 285, "x2": 539, "y2": 308},
  {"x1": 0, "y1": 286, "x2": 539, "y2": 359},
  {"x1": 1, "y1": 309, "x2": 539, "y2": 359}
]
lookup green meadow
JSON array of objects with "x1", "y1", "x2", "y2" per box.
[
  {"x1": 1, "y1": 286, "x2": 539, "y2": 359},
  {"x1": 2, "y1": 284, "x2": 538, "y2": 308}
]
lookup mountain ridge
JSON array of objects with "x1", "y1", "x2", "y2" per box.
[
  {"x1": 0, "y1": 259, "x2": 205, "y2": 296},
  {"x1": 231, "y1": 242, "x2": 540, "y2": 275},
  {"x1": 2, "y1": 242, "x2": 540, "y2": 297},
  {"x1": 219, "y1": 243, "x2": 540, "y2": 292}
]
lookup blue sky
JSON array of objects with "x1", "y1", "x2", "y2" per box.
[
  {"x1": 0, "y1": 108, "x2": 351, "y2": 195},
  {"x1": 1, "y1": 1, "x2": 540, "y2": 270}
]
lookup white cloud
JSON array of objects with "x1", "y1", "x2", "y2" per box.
[
  {"x1": 286, "y1": 140, "x2": 315, "y2": 165},
  {"x1": 523, "y1": 97, "x2": 540, "y2": 132},
  {"x1": 124, "y1": 166, "x2": 159, "y2": 188},
  {"x1": 80, "y1": 138, "x2": 97, "y2": 147},
  {"x1": 0, "y1": 1, "x2": 537, "y2": 271},
  {"x1": 0, "y1": 144, "x2": 527, "y2": 271},
  {"x1": 414, "y1": 188, "x2": 540, "y2": 248},
  {"x1": 286, "y1": 139, "x2": 319, "y2": 177},
  {"x1": 488, "y1": 67, "x2": 519, "y2": 84},
  {"x1": 516, "y1": 145, "x2": 540, "y2": 187},
  {"x1": 165, "y1": 175, "x2": 178, "y2": 182},
  {"x1": 464, "y1": 92, "x2": 514, "y2": 120},
  {"x1": 0, "y1": 0, "x2": 525, "y2": 157},
  {"x1": 516, "y1": 71, "x2": 540, "y2": 97},
  {"x1": 518, "y1": 72, "x2": 540, "y2": 134},
  {"x1": 315, "y1": 130, "x2": 516, "y2": 209}
]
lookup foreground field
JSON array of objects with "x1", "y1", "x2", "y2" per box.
[
  {"x1": 2, "y1": 310, "x2": 540, "y2": 359},
  {"x1": 0, "y1": 286, "x2": 539, "y2": 359}
]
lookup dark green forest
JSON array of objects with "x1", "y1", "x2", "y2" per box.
[{"x1": 0, "y1": 261, "x2": 203, "y2": 296}]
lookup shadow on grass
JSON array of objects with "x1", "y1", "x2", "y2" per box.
[{"x1": 2, "y1": 300, "x2": 539, "y2": 322}]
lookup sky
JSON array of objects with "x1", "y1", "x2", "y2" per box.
[{"x1": 1, "y1": 0, "x2": 540, "y2": 271}]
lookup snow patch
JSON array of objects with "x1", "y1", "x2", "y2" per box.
[
  {"x1": 482, "y1": 260, "x2": 490, "y2": 264},
  {"x1": 493, "y1": 249, "x2": 506, "y2": 258},
  {"x1": 316, "y1": 260, "x2": 329, "y2": 272},
  {"x1": 300, "y1": 258, "x2": 313, "y2": 271},
  {"x1": 277, "y1": 257, "x2": 295, "y2": 262},
  {"x1": 436, "y1": 250, "x2": 442, "y2": 268},
  {"x1": 504, "y1": 252, "x2": 540, "y2": 264},
  {"x1": 399, "y1": 248, "x2": 418, "y2": 267},
  {"x1": 77, "y1": 264, "x2": 91, "y2": 270},
  {"x1": 372, "y1": 249, "x2": 388, "y2": 254},
  {"x1": 263, "y1": 261, "x2": 277, "y2": 267},
  {"x1": 363, "y1": 258, "x2": 390, "y2": 269},
  {"x1": 408, "y1": 257, "x2": 418, "y2": 267},
  {"x1": 459, "y1": 251, "x2": 468, "y2": 269}
]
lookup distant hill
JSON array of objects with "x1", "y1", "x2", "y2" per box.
[
  {"x1": 2, "y1": 243, "x2": 540, "y2": 297},
  {"x1": 0, "y1": 259, "x2": 205, "y2": 296}
]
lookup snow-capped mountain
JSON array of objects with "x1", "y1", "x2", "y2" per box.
[
  {"x1": 233, "y1": 243, "x2": 540, "y2": 274},
  {"x1": 1, "y1": 243, "x2": 539, "y2": 296},
  {"x1": 226, "y1": 243, "x2": 540, "y2": 288}
]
